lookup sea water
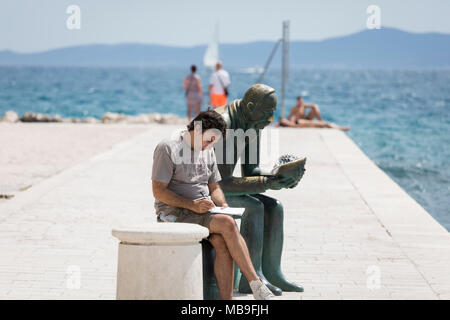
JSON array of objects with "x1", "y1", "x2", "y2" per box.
[{"x1": 0, "y1": 66, "x2": 449, "y2": 230}]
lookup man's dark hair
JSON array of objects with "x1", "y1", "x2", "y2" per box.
[
  {"x1": 187, "y1": 110, "x2": 227, "y2": 138},
  {"x1": 191, "y1": 65, "x2": 197, "y2": 73},
  {"x1": 297, "y1": 96, "x2": 302, "y2": 100}
]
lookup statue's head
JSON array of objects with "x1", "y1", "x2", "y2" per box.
[{"x1": 240, "y1": 84, "x2": 277, "y2": 130}]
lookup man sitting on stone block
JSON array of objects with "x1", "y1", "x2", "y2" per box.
[{"x1": 151, "y1": 110, "x2": 275, "y2": 300}]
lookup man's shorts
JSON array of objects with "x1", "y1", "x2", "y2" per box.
[
  {"x1": 210, "y1": 93, "x2": 227, "y2": 108},
  {"x1": 157, "y1": 207, "x2": 215, "y2": 230}
]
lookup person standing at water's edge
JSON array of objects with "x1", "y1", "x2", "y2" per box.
[
  {"x1": 183, "y1": 65, "x2": 204, "y2": 121},
  {"x1": 209, "y1": 61, "x2": 230, "y2": 108}
]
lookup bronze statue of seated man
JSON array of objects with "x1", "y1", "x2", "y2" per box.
[{"x1": 213, "y1": 84, "x2": 305, "y2": 295}]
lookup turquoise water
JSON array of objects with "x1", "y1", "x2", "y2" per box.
[{"x1": 1, "y1": 66, "x2": 449, "y2": 230}]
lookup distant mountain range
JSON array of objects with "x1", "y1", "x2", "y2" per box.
[{"x1": 1, "y1": 28, "x2": 449, "y2": 68}]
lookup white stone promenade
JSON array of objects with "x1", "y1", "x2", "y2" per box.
[{"x1": 1, "y1": 125, "x2": 449, "y2": 299}]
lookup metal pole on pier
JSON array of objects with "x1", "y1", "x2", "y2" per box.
[
  {"x1": 281, "y1": 20, "x2": 290, "y2": 119},
  {"x1": 256, "y1": 20, "x2": 290, "y2": 119},
  {"x1": 257, "y1": 39, "x2": 282, "y2": 84}
]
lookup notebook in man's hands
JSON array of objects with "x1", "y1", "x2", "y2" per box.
[{"x1": 209, "y1": 207, "x2": 245, "y2": 216}]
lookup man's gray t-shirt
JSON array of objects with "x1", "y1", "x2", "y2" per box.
[{"x1": 151, "y1": 130, "x2": 222, "y2": 216}]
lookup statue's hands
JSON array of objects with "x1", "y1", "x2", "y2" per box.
[
  {"x1": 267, "y1": 176, "x2": 298, "y2": 190},
  {"x1": 287, "y1": 166, "x2": 306, "y2": 189},
  {"x1": 267, "y1": 165, "x2": 306, "y2": 190}
]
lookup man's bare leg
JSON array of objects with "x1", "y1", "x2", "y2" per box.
[
  {"x1": 306, "y1": 105, "x2": 323, "y2": 121},
  {"x1": 187, "y1": 103, "x2": 193, "y2": 121},
  {"x1": 278, "y1": 118, "x2": 295, "y2": 127},
  {"x1": 209, "y1": 214, "x2": 259, "y2": 284},
  {"x1": 195, "y1": 102, "x2": 201, "y2": 118},
  {"x1": 284, "y1": 118, "x2": 350, "y2": 131},
  {"x1": 317, "y1": 121, "x2": 349, "y2": 131},
  {"x1": 208, "y1": 233, "x2": 234, "y2": 300},
  {"x1": 329, "y1": 123, "x2": 350, "y2": 131}
]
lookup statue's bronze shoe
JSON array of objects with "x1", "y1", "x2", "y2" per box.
[
  {"x1": 264, "y1": 271, "x2": 304, "y2": 292},
  {"x1": 270, "y1": 279, "x2": 304, "y2": 292}
]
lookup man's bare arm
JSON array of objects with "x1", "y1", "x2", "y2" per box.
[
  {"x1": 287, "y1": 106, "x2": 296, "y2": 121},
  {"x1": 152, "y1": 180, "x2": 193, "y2": 210},
  {"x1": 304, "y1": 103, "x2": 318, "y2": 109},
  {"x1": 208, "y1": 182, "x2": 229, "y2": 208},
  {"x1": 198, "y1": 78, "x2": 204, "y2": 95},
  {"x1": 152, "y1": 180, "x2": 214, "y2": 213}
]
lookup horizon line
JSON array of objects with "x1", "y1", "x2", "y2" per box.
[{"x1": 2, "y1": 26, "x2": 450, "y2": 55}]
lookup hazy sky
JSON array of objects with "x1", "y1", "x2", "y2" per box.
[{"x1": 1, "y1": 0, "x2": 450, "y2": 53}]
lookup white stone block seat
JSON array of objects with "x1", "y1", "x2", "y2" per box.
[{"x1": 112, "y1": 223, "x2": 209, "y2": 300}]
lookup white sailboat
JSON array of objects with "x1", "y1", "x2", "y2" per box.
[
  {"x1": 203, "y1": 23, "x2": 219, "y2": 70},
  {"x1": 203, "y1": 23, "x2": 220, "y2": 108}
]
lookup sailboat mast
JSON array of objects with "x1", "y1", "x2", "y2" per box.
[{"x1": 281, "y1": 20, "x2": 290, "y2": 119}]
